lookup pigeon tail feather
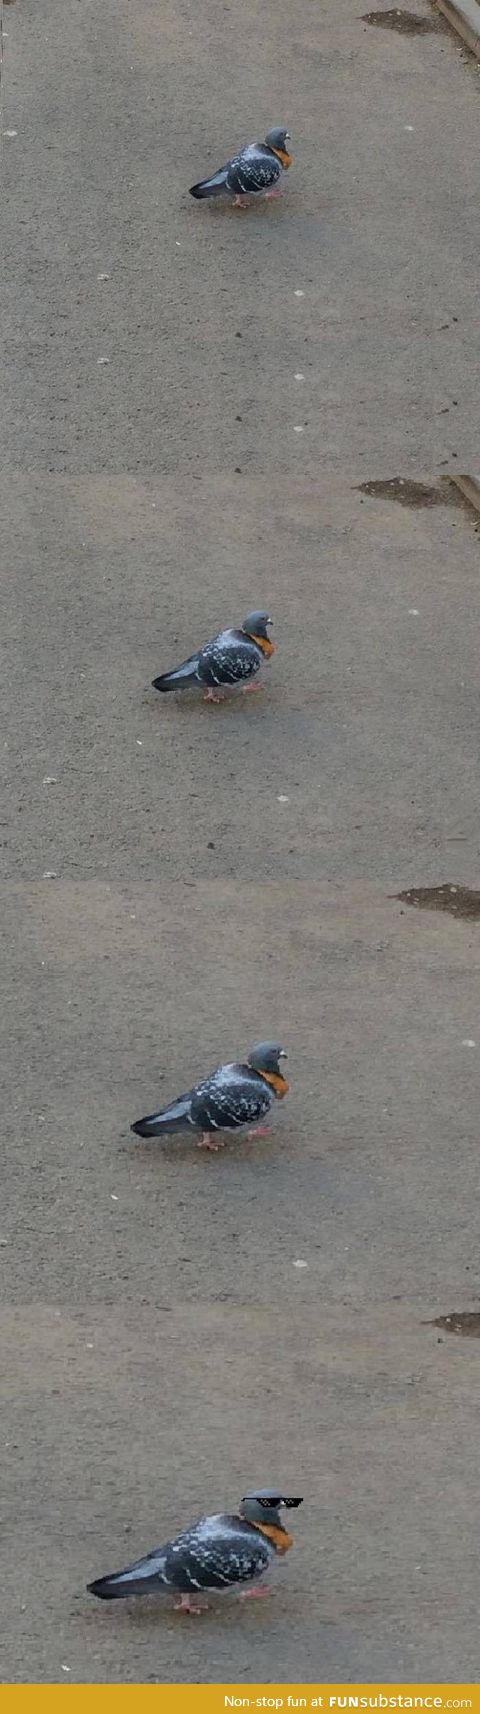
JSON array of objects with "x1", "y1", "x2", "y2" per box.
[
  {"x1": 88, "y1": 1571, "x2": 160, "y2": 1600},
  {"x1": 190, "y1": 171, "x2": 228, "y2": 199},
  {"x1": 152, "y1": 657, "x2": 200, "y2": 692},
  {"x1": 131, "y1": 1093, "x2": 192, "y2": 1139}
]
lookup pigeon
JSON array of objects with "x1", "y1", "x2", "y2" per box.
[
  {"x1": 131, "y1": 1041, "x2": 289, "y2": 1150},
  {"x1": 152, "y1": 610, "x2": 274, "y2": 703},
  {"x1": 189, "y1": 128, "x2": 292, "y2": 208},
  {"x1": 88, "y1": 1489, "x2": 303, "y2": 1613}
]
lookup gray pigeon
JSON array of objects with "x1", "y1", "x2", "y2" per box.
[
  {"x1": 131, "y1": 1041, "x2": 289, "y2": 1150},
  {"x1": 190, "y1": 128, "x2": 292, "y2": 207},
  {"x1": 152, "y1": 610, "x2": 274, "y2": 702},
  {"x1": 88, "y1": 1489, "x2": 303, "y2": 1613}
]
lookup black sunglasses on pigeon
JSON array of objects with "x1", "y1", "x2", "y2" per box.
[{"x1": 256, "y1": 1495, "x2": 303, "y2": 1509}]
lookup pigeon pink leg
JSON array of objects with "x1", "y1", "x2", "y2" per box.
[
  {"x1": 265, "y1": 188, "x2": 281, "y2": 200},
  {"x1": 247, "y1": 1126, "x2": 272, "y2": 1139},
  {"x1": 240, "y1": 1585, "x2": 271, "y2": 1600},
  {"x1": 232, "y1": 196, "x2": 250, "y2": 209},
  {"x1": 173, "y1": 1593, "x2": 209, "y2": 1614},
  {"x1": 203, "y1": 688, "x2": 225, "y2": 703},
  {"x1": 242, "y1": 682, "x2": 262, "y2": 694},
  {"x1": 196, "y1": 1132, "x2": 226, "y2": 1151}
]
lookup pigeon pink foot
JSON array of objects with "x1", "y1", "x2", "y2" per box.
[
  {"x1": 196, "y1": 1132, "x2": 226, "y2": 1151},
  {"x1": 232, "y1": 195, "x2": 250, "y2": 208},
  {"x1": 203, "y1": 688, "x2": 224, "y2": 703},
  {"x1": 247, "y1": 1125, "x2": 272, "y2": 1139},
  {"x1": 240, "y1": 1585, "x2": 271, "y2": 1600}
]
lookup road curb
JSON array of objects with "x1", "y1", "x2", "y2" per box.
[
  {"x1": 434, "y1": 0, "x2": 480, "y2": 56},
  {"x1": 448, "y1": 474, "x2": 480, "y2": 515}
]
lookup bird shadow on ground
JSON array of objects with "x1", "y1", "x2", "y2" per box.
[
  {"x1": 145, "y1": 690, "x2": 273, "y2": 719},
  {"x1": 186, "y1": 198, "x2": 292, "y2": 220},
  {"x1": 122, "y1": 1132, "x2": 287, "y2": 1166},
  {"x1": 83, "y1": 1591, "x2": 279, "y2": 1630}
]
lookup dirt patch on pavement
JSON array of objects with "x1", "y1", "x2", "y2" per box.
[
  {"x1": 357, "y1": 479, "x2": 455, "y2": 507},
  {"x1": 431, "y1": 1312, "x2": 480, "y2": 1337},
  {"x1": 362, "y1": 10, "x2": 439, "y2": 32},
  {"x1": 394, "y1": 884, "x2": 480, "y2": 920}
]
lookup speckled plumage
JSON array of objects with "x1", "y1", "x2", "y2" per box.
[
  {"x1": 190, "y1": 129, "x2": 292, "y2": 203},
  {"x1": 190, "y1": 1061, "x2": 273, "y2": 1131},
  {"x1": 197, "y1": 628, "x2": 265, "y2": 688},
  {"x1": 131, "y1": 1052, "x2": 287, "y2": 1142},
  {"x1": 131, "y1": 1042, "x2": 289, "y2": 1145},
  {"x1": 152, "y1": 613, "x2": 274, "y2": 696},
  {"x1": 89, "y1": 1513, "x2": 274, "y2": 1600},
  {"x1": 225, "y1": 142, "x2": 284, "y2": 197}
]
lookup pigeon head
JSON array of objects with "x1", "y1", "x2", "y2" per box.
[
  {"x1": 242, "y1": 611, "x2": 272, "y2": 642},
  {"x1": 265, "y1": 128, "x2": 290, "y2": 153},
  {"x1": 248, "y1": 1041, "x2": 287, "y2": 1077},
  {"x1": 240, "y1": 1489, "x2": 303, "y2": 1529}
]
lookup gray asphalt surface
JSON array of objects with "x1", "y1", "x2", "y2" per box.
[{"x1": 2, "y1": 0, "x2": 480, "y2": 1686}]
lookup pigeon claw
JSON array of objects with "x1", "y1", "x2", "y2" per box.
[{"x1": 196, "y1": 1132, "x2": 226, "y2": 1151}]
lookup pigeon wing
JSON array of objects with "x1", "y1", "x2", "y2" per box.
[
  {"x1": 226, "y1": 144, "x2": 281, "y2": 196},
  {"x1": 190, "y1": 1064, "x2": 272, "y2": 1132},
  {"x1": 197, "y1": 630, "x2": 261, "y2": 688},
  {"x1": 164, "y1": 1514, "x2": 272, "y2": 1592}
]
